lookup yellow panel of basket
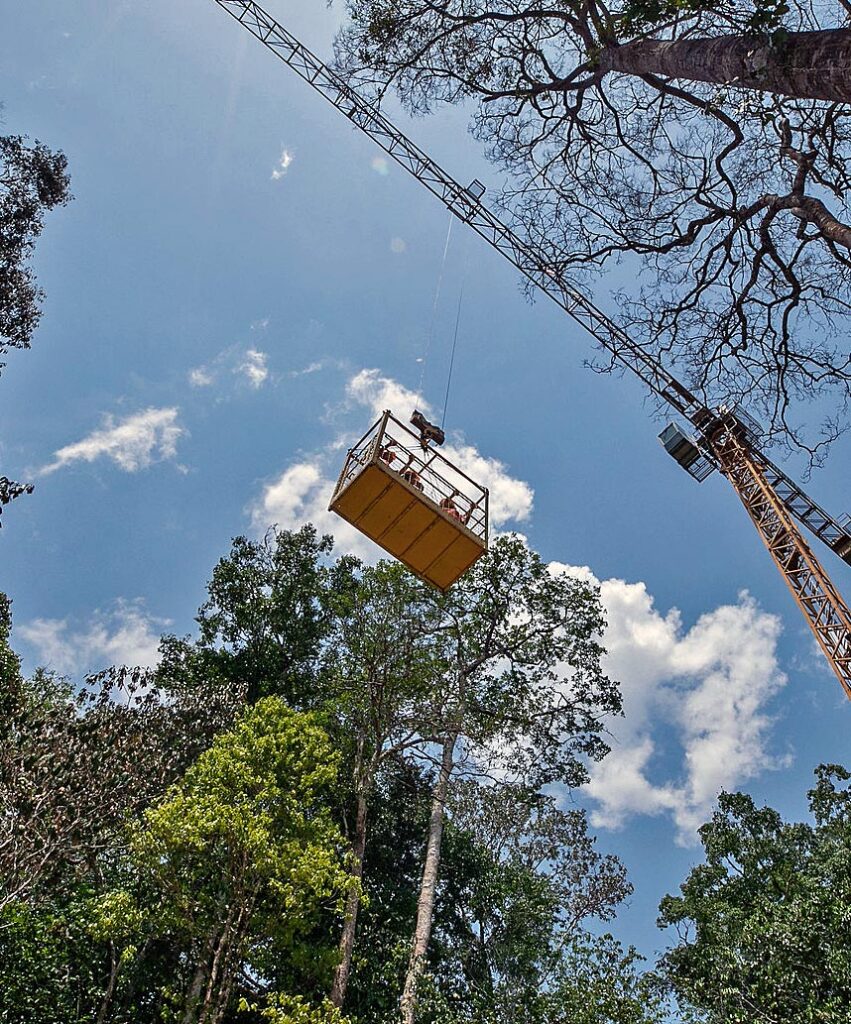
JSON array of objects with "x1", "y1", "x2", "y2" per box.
[{"x1": 330, "y1": 462, "x2": 485, "y2": 591}]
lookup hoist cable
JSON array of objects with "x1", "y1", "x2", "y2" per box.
[
  {"x1": 441, "y1": 288, "x2": 463, "y2": 430},
  {"x1": 415, "y1": 212, "x2": 453, "y2": 413},
  {"x1": 441, "y1": 226, "x2": 469, "y2": 430}
]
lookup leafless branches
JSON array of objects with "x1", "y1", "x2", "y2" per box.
[
  {"x1": 0, "y1": 669, "x2": 243, "y2": 916},
  {"x1": 337, "y1": 1, "x2": 851, "y2": 458}
]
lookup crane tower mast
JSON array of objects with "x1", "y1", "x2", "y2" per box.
[{"x1": 209, "y1": 0, "x2": 851, "y2": 699}]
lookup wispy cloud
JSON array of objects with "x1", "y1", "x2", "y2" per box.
[
  {"x1": 235, "y1": 348, "x2": 269, "y2": 389},
  {"x1": 19, "y1": 599, "x2": 166, "y2": 675},
  {"x1": 188, "y1": 366, "x2": 215, "y2": 388},
  {"x1": 271, "y1": 148, "x2": 294, "y2": 180},
  {"x1": 188, "y1": 343, "x2": 277, "y2": 392},
  {"x1": 289, "y1": 361, "x2": 327, "y2": 378},
  {"x1": 39, "y1": 407, "x2": 185, "y2": 476}
]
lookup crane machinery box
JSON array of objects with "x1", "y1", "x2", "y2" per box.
[{"x1": 658, "y1": 423, "x2": 715, "y2": 482}]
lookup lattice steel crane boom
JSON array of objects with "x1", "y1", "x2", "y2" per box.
[{"x1": 208, "y1": 0, "x2": 851, "y2": 699}]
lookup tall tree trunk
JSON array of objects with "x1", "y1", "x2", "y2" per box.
[
  {"x1": 399, "y1": 731, "x2": 458, "y2": 1024},
  {"x1": 329, "y1": 774, "x2": 371, "y2": 1008},
  {"x1": 183, "y1": 899, "x2": 236, "y2": 1024},
  {"x1": 183, "y1": 956, "x2": 210, "y2": 1024},
  {"x1": 199, "y1": 918, "x2": 232, "y2": 1024},
  {"x1": 602, "y1": 29, "x2": 851, "y2": 103},
  {"x1": 95, "y1": 943, "x2": 120, "y2": 1024},
  {"x1": 207, "y1": 903, "x2": 248, "y2": 1024}
]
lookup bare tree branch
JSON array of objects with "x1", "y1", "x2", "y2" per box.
[{"x1": 337, "y1": 0, "x2": 851, "y2": 459}]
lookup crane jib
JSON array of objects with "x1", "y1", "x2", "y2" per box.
[
  {"x1": 210, "y1": 0, "x2": 851, "y2": 561},
  {"x1": 209, "y1": 0, "x2": 851, "y2": 696}
]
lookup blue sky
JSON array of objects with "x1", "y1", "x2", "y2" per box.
[{"x1": 3, "y1": 0, "x2": 851, "y2": 970}]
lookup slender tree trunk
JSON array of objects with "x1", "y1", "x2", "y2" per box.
[
  {"x1": 399, "y1": 731, "x2": 458, "y2": 1024},
  {"x1": 199, "y1": 920, "x2": 232, "y2": 1024},
  {"x1": 329, "y1": 776, "x2": 371, "y2": 1008},
  {"x1": 206, "y1": 904, "x2": 248, "y2": 1024},
  {"x1": 183, "y1": 957, "x2": 209, "y2": 1024},
  {"x1": 198, "y1": 884, "x2": 248, "y2": 1024},
  {"x1": 95, "y1": 943, "x2": 120, "y2": 1024},
  {"x1": 602, "y1": 29, "x2": 851, "y2": 103},
  {"x1": 183, "y1": 906, "x2": 232, "y2": 1024}
]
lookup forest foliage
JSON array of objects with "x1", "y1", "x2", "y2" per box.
[
  {"x1": 0, "y1": 128, "x2": 71, "y2": 523},
  {"x1": 0, "y1": 528, "x2": 659, "y2": 1024},
  {"x1": 2, "y1": 527, "x2": 848, "y2": 1023}
]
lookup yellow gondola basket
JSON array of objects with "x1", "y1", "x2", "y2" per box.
[{"x1": 329, "y1": 410, "x2": 489, "y2": 591}]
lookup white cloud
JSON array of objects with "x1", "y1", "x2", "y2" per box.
[
  {"x1": 191, "y1": 343, "x2": 329, "y2": 394},
  {"x1": 189, "y1": 366, "x2": 215, "y2": 388},
  {"x1": 390, "y1": 237, "x2": 407, "y2": 253},
  {"x1": 236, "y1": 348, "x2": 269, "y2": 389},
  {"x1": 249, "y1": 460, "x2": 375, "y2": 558},
  {"x1": 289, "y1": 361, "x2": 326, "y2": 378},
  {"x1": 187, "y1": 341, "x2": 277, "y2": 393},
  {"x1": 550, "y1": 563, "x2": 787, "y2": 844},
  {"x1": 19, "y1": 599, "x2": 166, "y2": 676},
  {"x1": 271, "y1": 148, "x2": 294, "y2": 180},
  {"x1": 371, "y1": 156, "x2": 390, "y2": 176},
  {"x1": 346, "y1": 368, "x2": 426, "y2": 421},
  {"x1": 39, "y1": 407, "x2": 184, "y2": 476}
]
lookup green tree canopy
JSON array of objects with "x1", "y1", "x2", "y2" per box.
[
  {"x1": 0, "y1": 131, "x2": 70, "y2": 359},
  {"x1": 659, "y1": 764, "x2": 851, "y2": 1021},
  {"x1": 0, "y1": 592, "x2": 21, "y2": 716},
  {"x1": 124, "y1": 698, "x2": 357, "y2": 1024},
  {"x1": 0, "y1": 529, "x2": 665, "y2": 1024},
  {"x1": 161, "y1": 526, "x2": 357, "y2": 706},
  {"x1": 0, "y1": 129, "x2": 71, "y2": 523}
]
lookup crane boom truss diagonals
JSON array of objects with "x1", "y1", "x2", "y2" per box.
[
  {"x1": 211, "y1": 0, "x2": 709, "y2": 423},
  {"x1": 209, "y1": 0, "x2": 851, "y2": 696},
  {"x1": 713, "y1": 429, "x2": 851, "y2": 699},
  {"x1": 754, "y1": 450, "x2": 851, "y2": 564},
  {"x1": 210, "y1": 0, "x2": 851, "y2": 562}
]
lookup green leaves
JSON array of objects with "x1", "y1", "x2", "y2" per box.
[
  {"x1": 414, "y1": 783, "x2": 642, "y2": 1023},
  {"x1": 0, "y1": 132, "x2": 72, "y2": 524},
  {"x1": 130, "y1": 699, "x2": 356, "y2": 1019},
  {"x1": 0, "y1": 592, "x2": 21, "y2": 714},
  {"x1": 0, "y1": 133, "x2": 71, "y2": 358},
  {"x1": 443, "y1": 534, "x2": 618, "y2": 789},
  {"x1": 619, "y1": 0, "x2": 791, "y2": 34},
  {"x1": 194, "y1": 526, "x2": 356, "y2": 706},
  {"x1": 0, "y1": 530, "x2": 645, "y2": 1023},
  {"x1": 242, "y1": 992, "x2": 352, "y2": 1024},
  {"x1": 659, "y1": 766, "x2": 851, "y2": 1021}
]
